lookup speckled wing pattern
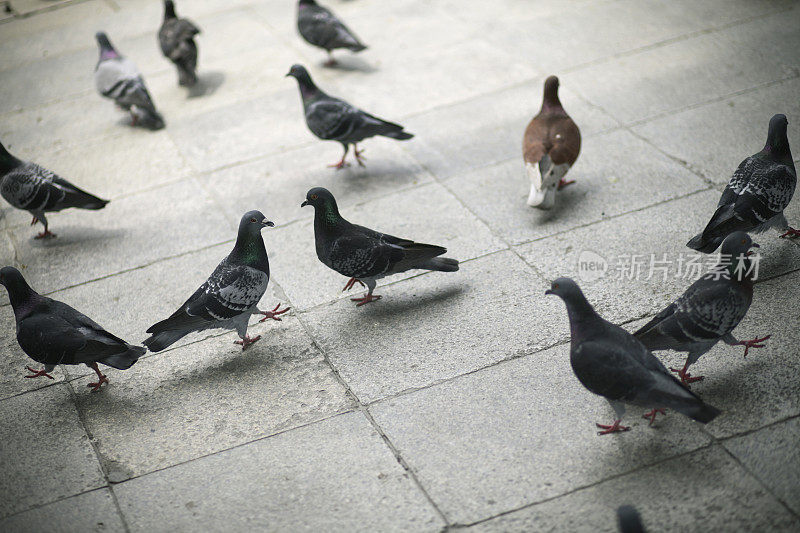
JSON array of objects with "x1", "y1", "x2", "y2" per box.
[
  {"x1": 184, "y1": 259, "x2": 269, "y2": 322},
  {"x1": 95, "y1": 57, "x2": 158, "y2": 114},
  {"x1": 305, "y1": 98, "x2": 364, "y2": 141},
  {"x1": 159, "y1": 18, "x2": 200, "y2": 60},
  {"x1": 326, "y1": 228, "x2": 404, "y2": 279},
  {"x1": 298, "y1": 4, "x2": 364, "y2": 51},
  {"x1": 720, "y1": 156, "x2": 796, "y2": 225},
  {"x1": 0, "y1": 162, "x2": 63, "y2": 212}
]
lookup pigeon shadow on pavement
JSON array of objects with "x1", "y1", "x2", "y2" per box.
[
  {"x1": 529, "y1": 184, "x2": 587, "y2": 224},
  {"x1": 188, "y1": 70, "x2": 226, "y2": 99},
  {"x1": 349, "y1": 283, "x2": 465, "y2": 319},
  {"x1": 27, "y1": 227, "x2": 123, "y2": 248},
  {"x1": 320, "y1": 56, "x2": 377, "y2": 73}
]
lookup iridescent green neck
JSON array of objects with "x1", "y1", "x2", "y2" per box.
[{"x1": 321, "y1": 201, "x2": 340, "y2": 226}]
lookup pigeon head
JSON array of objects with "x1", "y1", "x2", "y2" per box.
[
  {"x1": 95, "y1": 32, "x2": 119, "y2": 60},
  {"x1": 720, "y1": 231, "x2": 757, "y2": 257},
  {"x1": 617, "y1": 505, "x2": 645, "y2": 533},
  {"x1": 0, "y1": 140, "x2": 21, "y2": 172},
  {"x1": 298, "y1": 0, "x2": 318, "y2": 5},
  {"x1": 542, "y1": 75, "x2": 563, "y2": 110},
  {"x1": 164, "y1": 0, "x2": 177, "y2": 18},
  {"x1": 286, "y1": 64, "x2": 318, "y2": 98},
  {"x1": 301, "y1": 187, "x2": 336, "y2": 209},
  {"x1": 544, "y1": 277, "x2": 584, "y2": 301},
  {"x1": 719, "y1": 231, "x2": 759, "y2": 280},
  {"x1": 763, "y1": 113, "x2": 791, "y2": 160},
  {"x1": 239, "y1": 210, "x2": 274, "y2": 235},
  {"x1": 0, "y1": 266, "x2": 36, "y2": 307}
]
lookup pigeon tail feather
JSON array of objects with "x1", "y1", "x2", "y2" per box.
[
  {"x1": 100, "y1": 345, "x2": 145, "y2": 369},
  {"x1": 381, "y1": 129, "x2": 413, "y2": 140},
  {"x1": 143, "y1": 329, "x2": 189, "y2": 353},
  {"x1": 687, "y1": 231, "x2": 724, "y2": 253},
  {"x1": 417, "y1": 257, "x2": 459, "y2": 272}
]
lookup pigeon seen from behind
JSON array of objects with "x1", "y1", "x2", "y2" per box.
[
  {"x1": 287, "y1": 64, "x2": 413, "y2": 169},
  {"x1": 636, "y1": 232, "x2": 768, "y2": 385},
  {"x1": 297, "y1": 0, "x2": 366, "y2": 66},
  {"x1": 94, "y1": 32, "x2": 165, "y2": 130},
  {"x1": 158, "y1": 0, "x2": 200, "y2": 87},
  {"x1": 0, "y1": 266, "x2": 144, "y2": 391},
  {"x1": 143, "y1": 211, "x2": 289, "y2": 352},
  {"x1": 0, "y1": 140, "x2": 108, "y2": 239},
  {"x1": 302, "y1": 187, "x2": 459, "y2": 306},
  {"x1": 688, "y1": 114, "x2": 797, "y2": 252},
  {"x1": 546, "y1": 277, "x2": 721, "y2": 434},
  {"x1": 523, "y1": 75, "x2": 581, "y2": 209}
]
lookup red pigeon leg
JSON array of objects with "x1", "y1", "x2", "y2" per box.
[
  {"x1": 596, "y1": 420, "x2": 630, "y2": 435},
  {"x1": 258, "y1": 304, "x2": 290, "y2": 323},
  {"x1": 354, "y1": 145, "x2": 367, "y2": 167},
  {"x1": 34, "y1": 224, "x2": 56, "y2": 239},
  {"x1": 730, "y1": 335, "x2": 771, "y2": 358},
  {"x1": 30, "y1": 216, "x2": 38, "y2": 226},
  {"x1": 25, "y1": 366, "x2": 55, "y2": 380},
  {"x1": 86, "y1": 362, "x2": 109, "y2": 392},
  {"x1": 557, "y1": 178, "x2": 575, "y2": 190},
  {"x1": 642, "y1": 408, "x2": 667, "y2": 426},
  {"x1": 351, "y1": 288, "x2": 382, "y2": 306},
  {"x1": 669, "y1": 360, "x2": 704, "y2": 385},
  {"x1": 342, "y1": 277, "x2": 365, "y2": 292},
  {"x1": 234, "y1": 334, "x2": 262, "y2": 350},
  {"x1": 779, "y1": 227, "x2": 800, "y2": 238},
  {"x1": 323, "y1": 50, "x2": 338, "y2": 67},
  {"x1": 328, "y1": 145, "x2": 350, "y2": 170}
]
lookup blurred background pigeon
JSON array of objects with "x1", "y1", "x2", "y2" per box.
[
  {"x1": 158, "y1": 0, "x2": 200, "y2": 87},
  {"x1": 617, "y1": 505, "x2": 646, "y2": 533},
  {"x1": 287, "y1": 64, "x2": 413, "y2": 169},
  {"x1": 297, "y1": 0, "x2": 366, "y2": 66},
  {"x1": 0, "y1": 267, "x2": 144, "y2": 391},
  {"x1": 94, "y1": 32, "x2": 165, "y2": 130},
  {"x1": 0, "y1": 140, "x2": 108, "y2": 239},
  {"x1": 302, "y1": 187, "x2": 458, "y2": 306}
]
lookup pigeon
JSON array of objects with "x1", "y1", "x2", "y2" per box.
[
  {"x1": 94, "y1": 32, "x2": 165, "y2": 130},
  {"x1": 158, "y1": 0, "x2": 200, "y2": 87},
  {"x1": 546, "y1": 277, "x2": 721, "y2": 434},
  {"x1": 0, "y1": 266, "x2": 144, "y2": 391},
  {"x1": 0, "y1": 140, "x2": 108, "y2": 239},
  {"x1": 688, "y1": 114, "x2": 797, "y2": 252},
  {"x1": 617, "y1": 505, "x2": 646, "y2": 533},
  {"x1": 523, "y1": 75, "x2": 581, "y2": 209},
  {"x1": 301, "y1": 187, "x2": 459, "y2": 306},
  {"x1": 286, "y1": 64, "x2": 413, "y2": 169},
  {"x1": 143, "y1": 211, "x2": 289, "y2": 352},
  {"x1": 635, "y1": 232, "x2": 768, "y2": 385},
  {"x1": 297, "y1": 0, "x2": 366, "y2": 66}
]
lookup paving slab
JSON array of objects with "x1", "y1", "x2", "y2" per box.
[
  {"x1": 0, "y1": 384, "x2": 105, "y2": 518},
  {"x1": 632, "y1": 77, "x2": 800, "y2": 183},
  {"x1": 370, "y1": 342, "x2": 714, "y2": 525},
  {"x1": 401, "y1": 79, "x2": 620, "y2": 181},
  {"x1": 301, "y1": 251, "x2": 565, "y2": 403},
  {"x1": 515, "y1": 190, "x2": 800, "y2": 324},
  {"x1": 0, "y1": 1, "x2": 110, "y2": 40},
  {"x1": 444, "y1": 129, "x2": 707, "y2": 246},
  {"x1": 563, "y1": 20, "x2": 796, "y2": 125},
  {"x1": 268, "y1": 181, "x2": 505, "y2": 311},
  {"x1": 10, "y1": 177, "x2": 232, "y2": 295},
  {"x1": 0, "y1": 488, "x2": 125, "y2": 533},
  {"x1": 114, "y1": 411, "x2": 444, "y2": 532},
  {"x1": 70, "y1": 315, "x2": 351, "y2": 480},
  {"x1": 723, "y1": 417, "x2": 800, "y2": 515},
  {"x1": 466, "y1": 445, "x2": 799, "y2": 532}
]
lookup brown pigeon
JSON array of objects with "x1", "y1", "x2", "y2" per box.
[{"x1": 522, "y1": 75, "x2": 581, "y2": 209}]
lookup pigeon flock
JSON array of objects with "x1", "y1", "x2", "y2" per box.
[{"x1": 0, "y1": 0, "x2": 797, "y2": 452}]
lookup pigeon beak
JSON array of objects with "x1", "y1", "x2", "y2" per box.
[
  {"x1": 285, "y1": 71, "x2": 293, "y2": 78},
  {"x1": 544, "y1": 289, "x2": 553, "y2": 296},
  {"x1": 262, "y1": 219, "x2": 274, "y2": 228},
  {"x1": 301, "y1": 200, "x2": 309, "y2": 207}
]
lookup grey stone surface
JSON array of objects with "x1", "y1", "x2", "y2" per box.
[
  {"x1": 0, "y1": 384, "x2": 105, "y2": 518},
  {"x1": 268, "y1": 181, "x2": 505, "y2": 311},
  {"x1": 370, "y1": 342, "x2": 713, "y2": 525},
  {"x1": 724, "y1": 417, "x2": 800, "y2": 515},
  {"x1": 0, "y1": 488, "x2": 125, "y2": 533},
  {"x1": 70, "y1": 316, "x2": 351, "y2": 480},
  {"x1": 445, "y1": 129, "x2": 707, "y2": 245},
  {"x1": 114, "y1": 412, "x2": 444, "y2": 532},
  {"x1": 467, "y1": 445, "x2": 800, "y2": 532}
]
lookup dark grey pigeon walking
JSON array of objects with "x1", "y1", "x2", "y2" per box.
[
  {"x1": 0, "y1": 141, "x2": 108, "y2": 239},
  {"x1": 158, "y1": 0, "x2": 200, "y2": 87},
  {"x1": 297, "y1": 0, "x2": 366, "y2": 66},
  {"x1": 287, "y1": 64, "x2": 413, "y2": 169},
  {"x1": 636, "y1": 232, "x2": 768, "y2": 385},
  {"x1": 688, "y1": 114, "x2": 797, "y2": 252},
  {"x1": 144, "y1": 211, "x2": 289, "y2": 352},
  {"x1": 0, "y1": 267, "x2": 144, "y2": 391},
  {"x1": 546, "y1": 277, "x2": 720, "y2": 434},
  {"x1": 302, "y1": 187, "x2": 458, "y2": 306},
  {"x1": 94, "y1": 32, "x2": 165, "y2": 130}
]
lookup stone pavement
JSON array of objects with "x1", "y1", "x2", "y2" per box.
[{"x1": 1, "y1": 0, "x2": 799, "y2": 531}]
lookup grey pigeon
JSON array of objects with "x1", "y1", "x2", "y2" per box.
[
  {"x1": 688, "y1": 114, "x2": 797, "y2": 252},
  {"x1": 0, "y1": 140, "x2": 108, "y2": 239},
  {"x1": 158, "y1": 0, "x2": 200, "y2": 87},
  {"x1": 523, "y1": 75, "x2": 581, "y2": 209},
  {"x1": 297, "y1": 0, "x2": 366, "y2": 66},
  {"x1": 636, "y1": 232, "x2": 768, "y2": 385},
  {"x1": 302, "y1": 187, "x2": 459, "y2": 306},
  {"x1": 144, "y1": 211, "x2": 289, "y2": 352},
  {"x1": 287, "y1": 64, "x2": 413, "y2": 169},
  {"x1": 546, "y1": 277, "x2": 721, "y2": 434},
  {"x1": 94, "y1": 32, "x2": 165, "y2": 130},
  {"x1": 617, "y1": 505, "x2": 645, "y2": 533},
  {"x1": 0, "y1": 266, "x2": 144, "y2": 392}
]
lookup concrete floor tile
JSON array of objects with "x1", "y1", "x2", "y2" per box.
[
  {"x1": 0, "y1": 488, "x2": 125, "y2": 533},
  {"x1": 114, "y1": 412, "x2": 444, "y2": 532},
  {"x1": 70, "y1": 316, "x2": 352, "y2": 480},
  {"x1": 267, "y1": 182, "x2": 506, "y2": 311},
  {"x1": 723, "y1": 417, "x2": 800, "y2": 514},
  {"x1": 0, "y1": 384, "x2": 105, "y2": 518},
  {"x1": 370, "y1": 343, "x2": 714, "y2": 525},
  {"x1": 301, "y1": 251, "x2": 564, "y2": 403},
  {"x1": 446, "y1": 129, "x2": 707, "y2": 246},
  {"x1": 467, "y1": 446, "x2": 799, "y2": 532}
]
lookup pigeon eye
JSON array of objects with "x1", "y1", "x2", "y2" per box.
[
  {"x1": 553, "y1": 283, "x2": 559, "y2": 289},
  {"x1": 250, "y1": 218, "x2": 257, "y2": 223},
  {"x1": 310, "y1": 194, "x2": 318, "y2": 200}
]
